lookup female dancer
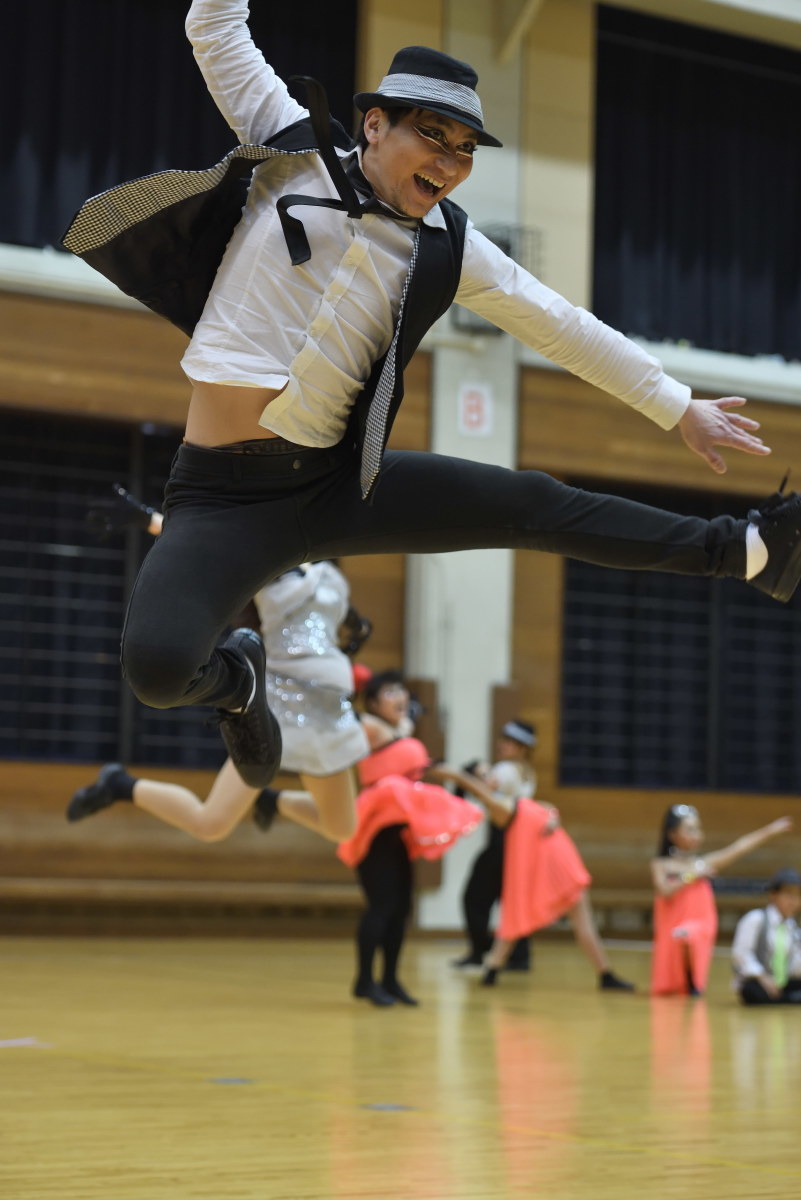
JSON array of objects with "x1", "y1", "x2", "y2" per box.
[
  {"x1": 651, "y1": 804, "x2": 792, "y2": 996},
  {"x1": 69, "y1": 488, "x2": 370, "y2": 842},
  {"x1": 444, "y1": 767, "x2": 635, "y2": 991},
  {"x1": 260, "y1": 671, "x2": 483, "y2": 1005}
]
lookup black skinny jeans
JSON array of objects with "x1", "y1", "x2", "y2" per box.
[{"x1": 121, "y1": 440, "x2": 748, "y2": 711}]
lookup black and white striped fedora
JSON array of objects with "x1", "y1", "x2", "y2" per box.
[{"x1": 354, "y1": 45, "x2": 502, "y2": 148}]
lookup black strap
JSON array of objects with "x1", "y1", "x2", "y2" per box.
[{"x1": 277, "y1": 76, "x2": 408, "y2": 265}]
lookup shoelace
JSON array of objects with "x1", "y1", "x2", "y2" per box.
[{"x1": 748, "y1": 470, "x2": 795, "y2": 524}]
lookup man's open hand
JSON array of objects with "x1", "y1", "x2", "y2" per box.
[{"x1": 678, "y1": 397, "x2": 771, "y2": 474}]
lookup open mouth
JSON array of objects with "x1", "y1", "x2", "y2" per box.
[{"x1": 414, "y1": 173, "x2": 444, "y2": 198}]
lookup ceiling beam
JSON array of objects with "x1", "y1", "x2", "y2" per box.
[{"x1": 496, "y1": 0, "x2": 544, "y2": 64}]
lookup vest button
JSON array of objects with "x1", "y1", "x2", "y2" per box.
[{"x1": 292, "y1": 459, "x2": 302, "y2": 470}]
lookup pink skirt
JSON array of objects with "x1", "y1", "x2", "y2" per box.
[
  {"x1": 498, "y1": 798, "x2": 592, "y2": 941},
  {"x1": 337, "y1": 775, "x2": 483, "y2": 868}
]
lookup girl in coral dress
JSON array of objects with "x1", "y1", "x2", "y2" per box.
[
  {"x1": 337, "y1": 672, "x2": 483, "y2": 1007},
  {"x1": 443, "y1": 766, "x2": 635, "y2": 991},
  {"x1": 650, "y1": 804, "x2": 792, "y2": 996}
]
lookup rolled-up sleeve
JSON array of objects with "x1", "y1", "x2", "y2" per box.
[{"x1": 456, "y1": 227, "x2": 690, "y2": 430}]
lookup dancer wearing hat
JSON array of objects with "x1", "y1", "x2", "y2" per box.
[
  {"x1": 442, "y1": 764, "x2": 635, "y2": 991},
  {"x1": 62, "y1": 0, "x2": 801, "y2": 796},
  {"x1": 731, "y1": 868, "x2": 801, "y2": 1005},
  {"x1": 453, "y1": 719, "x2": 538, "y2": 970}
]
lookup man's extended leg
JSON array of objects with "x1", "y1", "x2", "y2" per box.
[{"x1": 302, "y1": 450, "x2": 801, "y2": 600}]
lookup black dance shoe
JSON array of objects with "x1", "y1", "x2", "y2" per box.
[
  {"x1": 353, "y1": 981, "x2": 396, "y2": 1007},
  {"x1": 215, "y1": 629, "x2": 281, "y2": 788},
  {"x1": 66, "y1": 763, "x2": 126, "y2": 822},
  {"x1": 253, "y1": 787, "x2": 280, "y2": 832},
  {"x1": 451, "y1": 953, "x2": 484, "y2": 969},
  {"x1": 383, "y1": 981, "x2": 419, "y2": 1006},
  {"x1": 599, "y1": 971, "x2": 636, "y2": 992},
  {"x1": 747, "y1": 477, "x2": 801, "y2": 603},
  {"x1": 480, "y1": 968, "x2": 499, "y2": 987}
]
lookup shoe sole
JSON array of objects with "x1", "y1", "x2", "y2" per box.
[{"x1": 769, "y1": 535, "x2": 801, "y2": 603}]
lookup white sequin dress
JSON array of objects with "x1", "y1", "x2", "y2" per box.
[{"x1": 253, "y1": 561, "x2": 369, "y2": 776}]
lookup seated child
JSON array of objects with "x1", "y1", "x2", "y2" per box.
[{"x1": 731, "y1": 867, "x2": 801, "y2": 1005}]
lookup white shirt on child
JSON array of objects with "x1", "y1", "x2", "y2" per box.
[{"x1": 731, "y1": 902, "x2": 801, "y2": 983}]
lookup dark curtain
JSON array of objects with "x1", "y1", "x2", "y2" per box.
[
  {"x1": 0, "y1": 0, "x2": 357, "y2": 250},
  {"x1": 593, "y1": 5, "x2": 801, "y2": 361}
]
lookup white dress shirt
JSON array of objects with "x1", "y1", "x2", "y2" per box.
[
  {"x1": 182, "y1": 0, "x2": 691, "y2": 447},
  {"x1": 731, "y1": 903, "x2": 801, "y2": 983}
]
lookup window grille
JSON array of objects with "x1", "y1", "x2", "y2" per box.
[
  {"x1": 0, "y1": 409, "x2": 226, "y2": 770},
  {"x1": 560, "y1": 480, "x2": 801, "y2": 791}
]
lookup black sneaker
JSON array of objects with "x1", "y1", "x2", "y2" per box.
[
  {"x1": 215, "y1": 629, "x2": 281, "y2": 788},
  {"x1": 747, "y1": 476, "x2": 801, "y2": 603},
  {"x1": 66, "y1": 763, "x2": 125, "y2": 822}
]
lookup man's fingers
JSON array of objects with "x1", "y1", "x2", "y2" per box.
[{"x1": 727, "y1": 413, "x2": 761, "y2": 431}]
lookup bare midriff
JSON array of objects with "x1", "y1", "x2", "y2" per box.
[{"x1": 184, "y1": 380, "x2": 287, "y2": 446}]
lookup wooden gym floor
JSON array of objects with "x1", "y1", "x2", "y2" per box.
[{"x1": 0, "y1": 936, "x2": 798, "y2": 1199}]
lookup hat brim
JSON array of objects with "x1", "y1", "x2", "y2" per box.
[{"x1": 354, "y1": 92, "x2": 503, "y2": 148}]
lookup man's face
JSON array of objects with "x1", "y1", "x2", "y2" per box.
[
  {"x1": 361, "y1": 107, "x2": 476, "y2": 218},
  {"x1": 772, "y1": 885, "x2": 801, "y2": 919}
]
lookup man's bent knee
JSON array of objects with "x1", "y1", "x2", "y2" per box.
[{"x1": 121, "y1": 638, "x2": 200, "y2": 710}]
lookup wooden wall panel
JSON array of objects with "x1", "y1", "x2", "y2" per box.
[
  {"x1": 519, "y1": 363, "x2": 801, "y2": 497},
  {"x1": 0, "y1": 292, "x2": 191, "y2": 426}
]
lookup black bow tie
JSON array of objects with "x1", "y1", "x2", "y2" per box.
[{"x1": 277, "y1": 77, "x2": 410, "y2": 265}]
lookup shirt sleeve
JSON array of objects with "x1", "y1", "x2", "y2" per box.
[
  {"x1": 456, "y1": 226, "x2": 691, "y2": 430},
  {"x1": 731, "y1": 909, "x2": 767, "y2": 979},
  {"x1": 486, "y1": 761, "x2": 525, "y2": 801},
  {"x1": 185, "y1": 0, "x2": 307, "y2": 144}
]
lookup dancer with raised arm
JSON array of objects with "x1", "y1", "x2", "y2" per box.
[{"x1": 651, "y1": 804, "x2": 792, "y2": 996}]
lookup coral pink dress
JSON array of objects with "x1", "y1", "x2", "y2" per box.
[
  {"x1": 497, "y1": 797, "x2": 592, "y2": 941},
  {"x1": 337, "y1": 738, "x2": 483, "y2": 868},
  {"x1": 651, "y1": 875, "x2": 718, "y2": 995}
]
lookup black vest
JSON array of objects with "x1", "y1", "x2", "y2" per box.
[{"x1": 62, "y1": 116, "x2": 468, "y2": 491}]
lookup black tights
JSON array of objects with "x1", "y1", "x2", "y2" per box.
[
  {"x1": 355, "y1": 825, "x2": 413, "y2": 991},
  {"x1": 121, "y1": 442, "x2": 748, "y2": 712}
]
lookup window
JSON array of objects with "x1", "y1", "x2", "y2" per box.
[
  {"x1": 0, "y1": 409, "x2": 226, "y2": 769},
  {"x1": 560, "y1": 480, "x2": 801, "y2": 791}
]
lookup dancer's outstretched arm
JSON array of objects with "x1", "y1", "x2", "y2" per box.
[{"x1": 705, "y1": 817, "x2": 792, "y2": 873}]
